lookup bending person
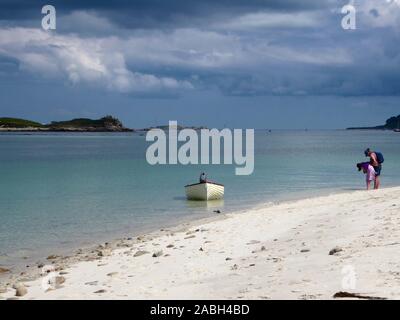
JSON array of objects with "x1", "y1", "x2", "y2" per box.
[{"x1": 364, "y1": 148, "x2": 384, "y2": 189}]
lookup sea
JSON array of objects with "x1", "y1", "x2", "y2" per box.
[{"x1": 1, "y1": 130, "x2": 399, "y2": 269}]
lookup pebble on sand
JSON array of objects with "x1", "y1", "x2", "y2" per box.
[
  {"x1": 246, "y1": 240, "x2": 260, "y2": 245},
  {"x1": 152, "y1": 250, "x2": 163, "y2": 258},
  {"x1": 55, "y1": 276, "x2": 66, "y2": 287},
  {"x1": 14, "y1": 284, "x2": 28, "y2": 297},
  {"x1": 133, "y1": 250, "x2": 149, "y2": 257},
  {"x1": 97, "y1": 249, "x2": 112, "y2": 257},
  {"x1": 94, "y1": 289, "x2": 107, "y2": 294},
  {"x1": 329, "y1": 246, "x2": 343, "y2": 255},
  {"x1": 0, "y1": 267, "x2": 10, "y2": 274}
]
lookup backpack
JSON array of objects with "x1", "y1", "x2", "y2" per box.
[{"x1": 375, "y1": 152, "x2": 384, "y2": 164}]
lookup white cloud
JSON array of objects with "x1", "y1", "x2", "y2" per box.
[
  {"x1": 0, "y1": 27, "x2": 193, "y2": 94},
  {"x1": 118, "y1": 28, "x2": 352, "y2": 69},
  {"x1": 259, "y1": 45, "x2": 352, "y2": 65},
  {"x1": 0, "y1": 12, "x2": 353, "y2": 96},
  {"x1": 214, "y1": 11, "x2": 322, "y2": 30}
]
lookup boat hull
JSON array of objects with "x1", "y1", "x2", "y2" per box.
[{"x1": 185, "y1": 182, "x2": 224, "y2": 201}]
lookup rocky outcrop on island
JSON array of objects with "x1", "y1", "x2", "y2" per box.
[
  {"x1": 0, "y1": 116, "x2": 133, "y2": 132},
  {"x1": 347, "y1": 114, "x2": 400, "y2": 131},
  {"x1": 47, "y1": 116, "x2": 133, "y2": 132}
]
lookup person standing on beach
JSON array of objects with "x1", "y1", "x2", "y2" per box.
[
  {"x1": 364, "y1": 148, "x2": 383, "y2": 189},
  {"x1": 357, "y1": 162, "x2": 376, "y2": 190}
]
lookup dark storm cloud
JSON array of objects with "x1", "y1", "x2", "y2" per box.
[
  {"x1": 0, "y1": 0, "x2": 335, "y2": 28},
  {"x1": 0, "y1": 0, "x2": 399, "y2": 98}
]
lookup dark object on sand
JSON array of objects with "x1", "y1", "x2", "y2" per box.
[
  {"x1": 329, "y1": 246, "x2": 343, "y2": 255},
  {"x1": 213, "y1": 210, "x2": 221, "y2": 214},
  {"x1": 0, "y1": 267, "x2": 10, "y2": 274},
  {"x1": 333, "y1": 291, "x2": 387, "y2": 300}
]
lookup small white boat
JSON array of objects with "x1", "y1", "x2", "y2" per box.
[{"x1": 185, "y1": 181, "x2": 224, "y2": 201}]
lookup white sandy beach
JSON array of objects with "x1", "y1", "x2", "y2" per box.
[{"x1": 1, "y1": 187, "x2": 400, "y2": 300}]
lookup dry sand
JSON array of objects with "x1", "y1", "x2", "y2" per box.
[{"x1": 1, "y1": 187, "x2": 400, "y2": 300}]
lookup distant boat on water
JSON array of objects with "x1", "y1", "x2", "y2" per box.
[{"x1": 185, "y1": 181, "x2": 224, "y2": 201}]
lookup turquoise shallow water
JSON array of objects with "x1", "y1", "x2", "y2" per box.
[{"x1": 0, "y1": 130, "x2": 399, "y2": 268}]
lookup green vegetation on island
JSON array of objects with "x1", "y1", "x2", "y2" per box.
[
  {"x1": 0, "y1": 116, "x2": 133, "y2": 132},
  {"x1": 0, "y1": 117, "x2": 44, "y2": 128},
  {"x1": 48, "y1": 116, "x2": 132, "y2": 132},
  {"x1": 347, "y1": 115, "x2": 400, "y2": 131}
]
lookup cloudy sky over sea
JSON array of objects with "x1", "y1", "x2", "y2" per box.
[{"x1": 0, "y1": 0, "x2": 399, "y2": 128}]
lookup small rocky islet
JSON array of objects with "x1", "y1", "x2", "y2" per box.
[{"x1": 0, "y1": 115, "x2": 132, "y2": 132}]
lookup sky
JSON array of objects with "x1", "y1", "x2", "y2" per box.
[{"x1": 0, "y1": 0, "x2": 399, "y2": 129}]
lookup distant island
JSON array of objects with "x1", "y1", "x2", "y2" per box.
[
  {"x1": 0, "y1": 116, "x2": 209, "y2": 133},
  {"x1": 347, "y1": 114, "x2": 400, "y2": 131},
  {"x1": 138, "y1": 124, "x2": 208, "y2": 131},
  {"x1": 0, "y1": 116, "x2": 133, "y2": 132}
]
